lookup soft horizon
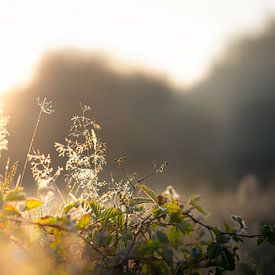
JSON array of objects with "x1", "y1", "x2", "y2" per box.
[{"x1": 1, "y1": 0, "x2": 275, "y2": 94}]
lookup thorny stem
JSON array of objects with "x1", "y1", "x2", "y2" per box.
[
  {"x1": 137, "y1": 169, "x2": 157, "y2": 184},
  {"x1": 114, "y1": 214, "x2": 153, "y2": 267},
  {"x1": 185, "y1": 212, "x2": 262, "y2": 239},
  {"x1": 117, "y1": 160, "x2": 161, "y2": 192},
  {"x1": 118, "y1": 161, "x2": 135, "y2": 190},
  {"x1": 116, "y1": 161, "x2": 167, "y2": 247},
  {"x1": 184, "y1": 211, "x2": 215, "y2": 240},
  {"x1": 117, "y1": 161, "x2": 159, "y2": 239}
]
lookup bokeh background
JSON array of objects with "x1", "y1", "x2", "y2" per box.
[{"x1": 1, "y1": 1, "x2": 275, "y2": 273}]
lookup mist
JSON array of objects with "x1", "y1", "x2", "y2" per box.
[{"x1": 3, "y1": 21, "x2": 275, "y2": 223}]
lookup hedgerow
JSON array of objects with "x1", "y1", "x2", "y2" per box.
[{"x1": 0, "y1": 98, "x2": 274, "y2": 275}]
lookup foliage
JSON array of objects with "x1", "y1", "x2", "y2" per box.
[{"x1": 0, "y1": 99, "x2": 273, "y2": 274}]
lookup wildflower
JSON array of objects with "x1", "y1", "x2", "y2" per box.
[
  {"x1": 28, "y1": 149, "x2": 64, "y2": 203},
  {"x1": 36, "y1": 97, "x2": 54, "y2": 114},
  {"x1": 162, "y1": 185, "x2": 180, "y2": 200},
  {"x1": 54, "y1": 105, "x2": 106, "y2": 201}
]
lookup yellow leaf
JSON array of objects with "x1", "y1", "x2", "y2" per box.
[
  {"x1": 78, "y1": 214, "x2": 91, "y2": 228},
  {"x1": 139, "y1": 184, "x2": 158, "y2": 204},
  {"x1": 36, "y1": 216, "x2": 57, "y2": 225},
  {"x1": 24, "y1": 198, "x2": 43, "y2": 211},
  {"x1": 3, "y1": 203, "x2": 20, "y2": 216}
]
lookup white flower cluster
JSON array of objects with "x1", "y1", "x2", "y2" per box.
[
  {"x1": 100, "y1": 179, "x2": 133, "y2": 208},
  {"x1": 28, "y1": 103, "x2": 135, "y2": 212},
  {"x1": 55, "y1": 104, "x2": 106, "y2": 200},
  {"x1": 28, "y1": 149, "x2": 63, "y2": 203},
  {"x1": 36, "y1": 97, "x2": 54, "y2": 115}
]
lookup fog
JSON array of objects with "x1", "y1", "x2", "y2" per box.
[{"x1": 2, "y1": 21, "x2": 275, "y2": 226}]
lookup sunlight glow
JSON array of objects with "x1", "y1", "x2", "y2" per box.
[{"x1": 0, "y1": 0, "x2": 275, "y2": 94}]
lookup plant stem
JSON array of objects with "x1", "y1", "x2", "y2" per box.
[{"x1": 19, "y1": 101, "x2": 44, "y2": 187}]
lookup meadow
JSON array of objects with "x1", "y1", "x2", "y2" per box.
[{"x1": 0, "y1": 98, "x2": 273, "y2": 275}]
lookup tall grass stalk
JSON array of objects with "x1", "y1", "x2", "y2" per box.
[{"x1": 19, "y1": 98, "x2": 53, "y2": 187}]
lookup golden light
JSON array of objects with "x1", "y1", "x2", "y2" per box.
[
  {"x1": 0, "y1": 0, "x2": 274, "y2": 95},
  {"x1": 0, "y1": 47, "x2": 39, "y2": 95}
]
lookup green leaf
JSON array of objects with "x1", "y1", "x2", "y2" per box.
[
  {"x1": 153, "y1": 206, "x2": 167, "y2": 218},
  {"x1": 188, "y1": 194, "x2": 206, "y2": 215},
  {"x1": 163, "y1": 202, "x2": 181, "y2": 215},
  {"x1": 130, "y1": 197, "x2": 154, "y2": 205},
  {"x1": 23, "y1": 198, "x2": 43, "y2": 211},
  {"x1": 63, "y1": 201, "x2": 79, "y2": 214},
  {"x1": 191, "y1": 246, "x2": 203, "y2": 262},
  {"x1": 215, "y1": 267, "x2": 224, "y2": 275},
  {"x1": 161, "y1": 248, "x2": 173, "y2": 263},
  {"x1": 224, "y1": 223, "x2": 233, "y2": 233},
  {"x1": 168, "y1": 226, "x2": 181, "y2": 247},
  {"x1": 188, "y1": 194, "x2": 202, "y2": 205},
  {"x1": 261, "y1": 224, "x2": 270, "y2": 235},
  {"x1": 211, "y1": 226, "x2": 229, "y2": 243},
  {"x1": 89, "y1": 200, "x2": 101, "y2": 219},
  {"x1": 170, "y1": 213, "x2": 182, "y2": 224},
  {"x1": 153, "y1": 230, "x2": 168, "y2": 243},
  {"x1": 193, "y1": 204, "x2": 207, "y2": 215},
  {"x1": 94, "y1": 230, "x2": 111, "y2": 247},
  {"x1": 176, "y1": 220, "x2": 193, "y2": 234},
  {"x1": 138, "y1": 240, "x2": 161, "y2": 255},
  {"x1": 162, "y1": 203, "x2": 183, "y2": 224},
  {"x1": 5, "y1": 188, "x2": 26, "y2": 201},
  {"x1": 221, "y1": 248, "x2": 235, "y2": 270},
  {"x1": 77, "y1": 214, "x2": 91, "y2": 228},
  {"x1": 139, "y1": 184, "x2": 158, "y2": 204},
  {"x1": 231, "y1": 215, "x2": 247, "y2": 229},
  {"x1": 101, "y1": 207, "x2": 120, "y2": 221},
  {"x1": 113, "y1": 211, "x2": 125, "y2": 228},
  {"x1": 260, "y1": 225, "x2": 275, "y2": 246},
  {"x1": 207, "y1": 242, "x2": 222, "y2": 260}
]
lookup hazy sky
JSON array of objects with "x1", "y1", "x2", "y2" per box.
[{"x1": 0, "y1": 0, "x2": 275, "y2": 94}]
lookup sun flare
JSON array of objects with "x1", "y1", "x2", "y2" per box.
[{"x1": 0, "y1": 0, "x2": 274, "y2": 95}]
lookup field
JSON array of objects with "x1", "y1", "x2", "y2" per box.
[{"x1": 0, "y1": 98, "x2": 273, "y2": 275}]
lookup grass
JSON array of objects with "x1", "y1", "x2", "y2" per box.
[{"x1": 0, "y1": 98, "x2": 273, "y2": 275}]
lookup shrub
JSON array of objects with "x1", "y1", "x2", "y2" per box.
[{"x1": 0, "y1": 99, "x2": 274, "y2": 275}]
